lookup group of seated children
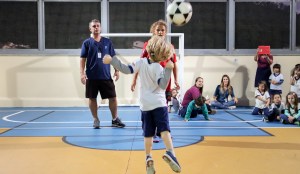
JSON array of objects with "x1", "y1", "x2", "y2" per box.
[
  {"x1": 252, "y1": 63, "x2": 300, "y2": 126},
  {"x1": 169, "y1": 64, "x2": 300, "y2": 126}
]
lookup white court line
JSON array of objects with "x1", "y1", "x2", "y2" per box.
[
  {"x1": 0, "y1": 109, "x2": 253, "y2": 112},
  {"x1": 0, "y1": 109, "x2": 138, "y2": 112},
  {"x1": 3, "y1": 115, "x2": 262, "y2": 124},
  {"x1": 2, "y1": 110, "x2": 261, "y2": 124}
]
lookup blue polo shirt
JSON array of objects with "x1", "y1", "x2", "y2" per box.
[{"x1": 80, "y1": 37, "x2": 116, "y2": 80}]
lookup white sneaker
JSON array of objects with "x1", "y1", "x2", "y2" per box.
[
  {"x1": 146, "y1": 156, "x2": 156, "y2": 174},
  {"x1": 228, "y1": 106, "x2": 236, "y2": 110}
]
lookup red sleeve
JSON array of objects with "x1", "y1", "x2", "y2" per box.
[
  {"x1": 140, "y1": 42, "x2": 149, "y2": 58},
  {"x1": 172, "y1": 53, "x2": 177, "y2": 63}
]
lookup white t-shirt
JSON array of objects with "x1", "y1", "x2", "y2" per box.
[
  {"x1": 131, "y1": 58, "x2": 166, "y2": 111},
  {"x1": 270, "y1": 102, "x2": 285, "y2": 113},
  {"x1": 290, "y1": 77, "x2": 300, "y2": 98},
  {"x1": 255, "y1": 89, "x2": 270, "y2": 109},
  {"x1": 269, "y1": 73, "x2": 284, "y2": 90}
]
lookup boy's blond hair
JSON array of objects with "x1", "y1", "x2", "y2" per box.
[{"x1": 146, "y1": 35, "x2": 173, "y2": 62}]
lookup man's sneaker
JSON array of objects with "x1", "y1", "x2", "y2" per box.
[
  {"x1": 146, "y1": 156, "x2": 156, "y2": 174},
  {"x1": 209, "y1": 109, "x2": 216, "y2": 115},
  {"x1": 162, "y1": 151, "x2": 181, "y2": 173},
  {"x1": 93, "y1": 120, "x2": 100, "y2": 129},
  {"x1": 112, "y1": 117, "x2": 126, "y2": 128},
  {"x1": 153, "y1": 136, "x2": 160, "y2": 143}
]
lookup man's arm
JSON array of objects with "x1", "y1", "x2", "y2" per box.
[{"x1": 80, "y1": 58, "x2": 87, "y2": 84}]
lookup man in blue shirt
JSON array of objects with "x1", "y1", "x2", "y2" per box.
[{"x1": 80, "y1": 19, "x2": 125, "y2": 129}]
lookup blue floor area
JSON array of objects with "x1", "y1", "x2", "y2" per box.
[{"x1": 0, "y1": 107, "x2": 297, "y2": 150}]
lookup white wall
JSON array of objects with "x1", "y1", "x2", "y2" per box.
[{"x1": 0, "y1": 55, "x2": 299, "y2": 107}]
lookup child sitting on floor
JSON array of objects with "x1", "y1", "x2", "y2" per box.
[
  {"x1": 263, "y1": 94, "x2": 285, "y2": 122},
  {"x1": 280, "y1": 92, "x2": 300, "y2": 126},
  {"x1": 252, "y1": 81, "x2": 270, "y2": 116},
  {"x1": 168, "y1": 88, "x2": 180, "y2": 113}
]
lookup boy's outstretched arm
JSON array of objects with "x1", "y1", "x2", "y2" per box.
[{"x1": 103, "y1": 55, "x2": 134, "y2": 74}]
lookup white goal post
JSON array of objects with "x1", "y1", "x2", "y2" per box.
[{"x1": 100, "y1": 33, "x2": 185, "y2": 104}]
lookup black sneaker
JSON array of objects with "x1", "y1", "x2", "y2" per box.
[{"x1": 112, "y1": 117, "x2": 126, "y2": 128}]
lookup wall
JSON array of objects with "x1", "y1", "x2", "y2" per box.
[{"x1": 0, "y1": 55, "x2": 298, "y2": 107}]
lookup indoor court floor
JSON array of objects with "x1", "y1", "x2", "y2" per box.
[{"x1": 0, "y1": 106, "x2": 299, "y2": 174}]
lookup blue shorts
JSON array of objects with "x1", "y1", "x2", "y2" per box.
[
  {"x1": 269, "y1": 89, "x2": 282, "y2": 96},
  {"x1": 141, "y1": 107, "x2": 170, "y2": 137}
]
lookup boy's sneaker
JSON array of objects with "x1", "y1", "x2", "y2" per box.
[
  {"x1": 93, "y1": 120, "x2": 100, "y2": 129},
  {"x1": 153, "y1": 136, "x2": 160, "y2": 143},
  {"x1": 162, "y1": 151, "x2": 181, "y2": 173},
  {"x1": 146, "y1": 156, "x2": 156, "y2": 174},
  {"x1": 209, "y1": 109, "x2": 216, "y2": 115},
  {"x1": 112, "y1": 117, "x2": 126, "y2": 128}
]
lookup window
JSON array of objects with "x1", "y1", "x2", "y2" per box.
[
  {"x1": 296, "y1": 1, "x2": 300, "y2": 49},
  {"x1": 171, "y1": 2, "x2": 227, "y2": 49},
  {"x1": 109, "y1": 2, "x2": 165, "y2": 49},
  {"x1": 0, "y1": 1, "x2": 38, "y2": 49},
  {"x1": 235, "y1": 1, "x2": 290, "y2": 49},
  {"x1": 45, "y1": 2, "x2": 101, "y2": 49},
  {"x1": 0, "y1": 0, "x2": 298, "y2": 54}
]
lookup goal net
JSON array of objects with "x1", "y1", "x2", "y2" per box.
[{"x1": 100, "y1": 33, "x2": 185, "y2": 106}]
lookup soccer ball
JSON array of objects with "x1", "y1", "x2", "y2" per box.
[{"x1": 166, "y1": 0, "x2": 193, "y2": 26}]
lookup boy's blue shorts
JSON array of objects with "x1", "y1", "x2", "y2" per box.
[{"x1": 141, "y1": 107, "x2": 170, "y2": 137}]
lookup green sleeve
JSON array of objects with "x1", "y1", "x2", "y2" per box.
[
  {"x1": 284, "y1": 109, "x2": 290, "y2": 116},
  {"x1": 202, "y1": 104, "x2": 209, "y2": 120},
  {"x1": 294, "y1": 109, "x2": 300, "y2": 119},
  {"x1": 185, "y1": 101, "x2": 194, "y2": 121}
]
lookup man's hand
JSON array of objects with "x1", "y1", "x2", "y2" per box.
[
  {"x1": 114, "y1": 71, "x2": 119, "y2": 81},
  {"x1": 80, "y1": 74, "x2": 87, "y2": 85}
]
